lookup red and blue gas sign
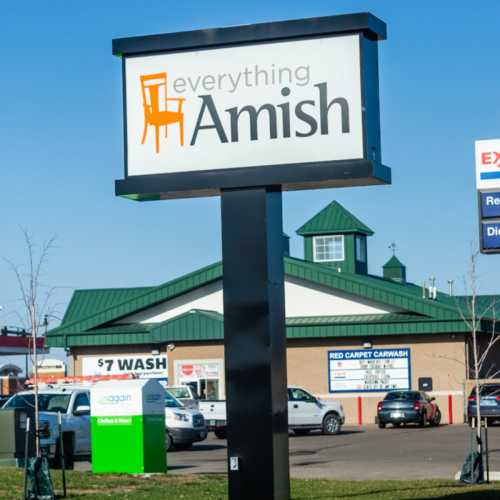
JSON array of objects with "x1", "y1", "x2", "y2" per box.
[
  {"x1": 476, "y1": 140, "x2": 500, "y2": 254},
  {"x1": 481, "y1": 192, "x2": 500, "y2": 219},
  {"x1": 482, "y1": 221, "x2": 500, "y2": 251}
]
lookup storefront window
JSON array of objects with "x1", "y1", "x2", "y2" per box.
[{"x1": 175, "y1": 359, "x2": 224, "y2": 400}]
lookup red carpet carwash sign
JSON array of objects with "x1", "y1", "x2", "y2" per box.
[
  {"x1": 328, "y1": 348, "x2": 411, "y2": 393},
  {"x1": 476, "y1": 139, "x2": 500, "y2": 253}
]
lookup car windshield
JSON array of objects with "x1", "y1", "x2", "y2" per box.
[
  {"x1": 4, "y1": 393, "x2": 72, "y2": 413},
  {"x1": 384, "y1": 391, "x2": 420, "y2": 401},
  {"x1": 168, "y1": 387, "x2": 191, "y2": 399},
  {"x1": 470, "y1": 385, "x2": 500, "y2": 397},
  {"x1": 165, "y1": 391, "x2": 183, "y2": 408}
]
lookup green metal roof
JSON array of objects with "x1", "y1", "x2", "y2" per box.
[
  {"x1": 47, "y1": 253, "x2": 500, "y2": 349},
  {"x1": 63, "y1": 287, "x2": 156, "y2": 324},
  {"x1": 47, "y1": 308, "x2": 475, "y2": 348},
  {"x1": 48, "y1": 261, "x2": 222, "y2": 339},
  {"x1": 296, "y1": 201, "x2": 374, "y2": 236},
  {"x1": 383, "y1": 256, "x2": 405, "y2": 269}
]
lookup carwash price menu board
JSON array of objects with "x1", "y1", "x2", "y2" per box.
[{"x1": 328, "y1": 348, "x2": 411, "y2": 393}]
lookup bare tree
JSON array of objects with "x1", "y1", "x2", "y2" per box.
[
  {"x1": 457, "y1": 250, "x2": 499, "y2": 453},
  {"x1": 4, "y1": 230, "x2": 57, "y2": 456}
]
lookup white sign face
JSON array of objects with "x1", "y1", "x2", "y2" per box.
[
  {"x1": 82, "y1": 355, "x2": 168, "y2": 379},
  {"x1": 90, "y1": 379, "x2": 165, "y2": 417},
  {"x1": 476, "y1": 139, "x2": 500, "y2": 189},
  {"x1": 174, "y1": 360, "x2": 222, "y2": 382},
  {"x1": 124, "y1": 34, "x2": 364, "y2": 176},
  {"x1": 328, "y1": 349, "x2": 410, "y2": 392}
]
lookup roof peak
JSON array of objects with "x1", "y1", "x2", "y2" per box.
[
  {"x1": 383, "y1": 255, "x2": 405, "y2": 268},
  {"x1": 296, "y1": 200, "x2": 374, "y2": 236}
]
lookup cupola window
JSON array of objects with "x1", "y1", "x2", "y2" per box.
[
  {"x1": 356, "y1": 235, "x2": 367, "y2": 263},
  {"x1": 313, "y1": 235, "x2": 344, "y2": 262}
]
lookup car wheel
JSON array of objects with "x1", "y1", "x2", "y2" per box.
[
  {"x1": 214, "y1": 429, "x2": 226, "y2": 440},
  {"x1": 430, "y1": 409, "x2": 441, "y2": 426},
  {"x1": 322, "y1": 413, "x2": 341, "y2": 435},
  {"x1": 378, "y1": 421, "x2": 386, "y2": 429},
  {"x1": 294, "y1": 429, "x2": 310, "y2": 436},
  {"x1": 166, "y1": 432, "x2": 174, "y2": 451},
  {"x1": 419, "y1": 412, "x2": 427, "y2": 428}
]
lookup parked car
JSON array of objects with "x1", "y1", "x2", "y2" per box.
[
  {"x1": 3, "y1": 383, "x2": 207, "y2": 462},
  {"x1": 167, "y1": 385, "x2": 199, "y2": 410},
  {"x1": 467, "y1": 383, "x2": 500, "y2": 425},
  {"x1": 199, "y1": 399, "x2": 227, "y2": 439},
  {"x1": 376, "y1": 390, "x2": 441, "y2": 428},
  {"x1": 200, "y1": 386, "x2": 345, "y2": 438},
  {"x1": 1, "y1": 387, "x2": 91, "y2": 468},
  {"x1": 288, "y1": 387, "x2": 344, "y2": 435},
  {"x1": 164, "y1": 390, "x2": 207, "y2": 450}
]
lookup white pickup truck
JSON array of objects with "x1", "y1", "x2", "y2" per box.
[
  {"x1": 2, "y1": 387, "x2": 91, "y2": 468},
  {"x1": 3, "y1": 384, "x2": 208, "y2": 464},
  {"x1": 200, "y1": 386, "x2": 345, "y2": 438}
]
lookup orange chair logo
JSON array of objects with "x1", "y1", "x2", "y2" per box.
[{"x1": 140, "y1": 72, "x2": 185, "y2": 153}]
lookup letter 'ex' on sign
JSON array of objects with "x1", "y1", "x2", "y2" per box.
[
  {"x1": 476, "y1": 139, "x2": 500, "y2": 190},
  {"x1": 113, "y1": 14, "x2": 390, "y2": 200}
]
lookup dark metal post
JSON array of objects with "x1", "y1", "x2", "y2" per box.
[
  {"x1": 58, "y1": 412, "x2": 67, "y2": 497},
  {"x1": 221, "y1": 186, "x2": 290, "y2": 500},
  {"x1": 24, "y1": 417, "x2": 30, "y2": 500},
  {"x1": 483, "y1": 419, "x2": 490, "y2": 483}
]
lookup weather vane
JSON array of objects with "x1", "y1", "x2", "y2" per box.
[{"x1": 389, "y1": 242, "x2": 397, "y2": 256}]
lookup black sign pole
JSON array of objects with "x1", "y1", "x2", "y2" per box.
[{"x1": 221, "y1": 186, "x2": 289, "y2": 500}]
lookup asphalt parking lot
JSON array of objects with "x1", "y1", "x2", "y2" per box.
[{"x1": 165, "y1": 424, "x2": 500, "y2": 480}]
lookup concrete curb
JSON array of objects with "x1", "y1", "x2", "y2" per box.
[{"x1": 454, "y1": 471, "x2": 500, "y2": 481}]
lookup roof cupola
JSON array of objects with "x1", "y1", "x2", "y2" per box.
[
  {"x1": 296, "y1": 201, "x2": 373, "y2": 274},
  {"x1": 383, "y1": 250, "x2": 407, "y2": 283}
]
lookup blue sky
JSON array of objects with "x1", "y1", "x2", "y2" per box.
[{"x1": 1, "y1": 1, "x2": 499, "y2": 370}]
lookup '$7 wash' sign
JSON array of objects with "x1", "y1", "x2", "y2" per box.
[
  {"x1": 82, "y1": 355, "x2": 168, "y2": 378},
  {"x1": 476, "y1": 139, "x2": 500, "y2": 189}
]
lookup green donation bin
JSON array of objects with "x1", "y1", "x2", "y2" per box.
[{"x1": 90, "y1": 379, "x2": 166, "y2": 474}]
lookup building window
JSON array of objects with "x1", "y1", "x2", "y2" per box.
[
  {"x1": 313, "y1": 235, "x2": 344, "y2": 262},
  {"x1": 356, "y1": 236, "x2": 366, "y2": 263}
]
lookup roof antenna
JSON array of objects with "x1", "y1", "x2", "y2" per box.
[
  {"x1": 447, "y1": 280, "x2": 454, "y2": 296},
  {"x1": 429, "y1": 276, "x2": 437, "y2": 300}
]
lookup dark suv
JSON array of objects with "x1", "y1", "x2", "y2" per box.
[
  {"x1": 376, "y1": 390, "x2": 441, "y2": 428},
  {"x1": 468, "y1": 384, "x2": 500, "y2": 425}
]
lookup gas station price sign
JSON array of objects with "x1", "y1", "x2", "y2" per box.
[{"x1": 476, "y1": 139, "x2": 500, "y2": 254}]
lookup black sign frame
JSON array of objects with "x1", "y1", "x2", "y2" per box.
[{"x1": 113, "y1": 13, "x2": 389, "y2": 201}]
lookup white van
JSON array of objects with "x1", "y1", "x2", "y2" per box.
[
  {"x1": 164, "y1": 390, "x2": 207, "y2": 450},
  {"x1": 166, "y1": 385, "x2": 199, "y2": 410}
]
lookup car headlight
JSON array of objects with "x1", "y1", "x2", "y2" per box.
[{"x1": 173, "y1": 412, "x2": 189, "y2": 422}]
